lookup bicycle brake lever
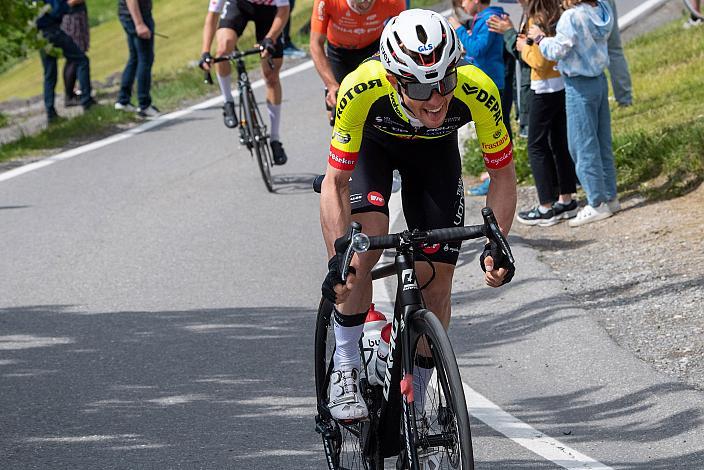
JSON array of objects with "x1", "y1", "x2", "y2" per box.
[
  {"x1": 481, "y1": 207, "x2": 515, "y2": 265},
  {"x1": 204, "y1": 71, "x2": 213, "y2": 85},
  {"x1": 335, "y1": 222, "x2": 362, "y2": 282}
]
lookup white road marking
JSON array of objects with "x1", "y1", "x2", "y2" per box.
[{"x1": 0, "y1": 61, "x2": 315, "y2": 183}]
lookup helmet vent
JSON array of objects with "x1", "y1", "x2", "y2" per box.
[{"x1": 416, "y1": 25, "x2": 428, "y2": 44}]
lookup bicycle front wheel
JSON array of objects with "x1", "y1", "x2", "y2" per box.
[
  {"x1": 405, "y1": 309, "x2": 474, "y2": 470},
  {"x1": 243, "y1": 87, "x2": 274, "y2": 192}
]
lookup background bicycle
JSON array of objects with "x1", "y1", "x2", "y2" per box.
[{"x1": 204, "y1": 47, "x2": 276, "y2": 192}]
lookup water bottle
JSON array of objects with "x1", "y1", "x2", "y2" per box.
[
  {"x1": 360, "y1": 304, "x2": 386, "y2": 382},
  {"x1": 372, "y1": 323, "x2": 392, "y2": 387}
]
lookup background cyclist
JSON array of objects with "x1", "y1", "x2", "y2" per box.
[
  {"x1": 309, "y1": 0, "x2": 405, "y2": 122},
  {"x1": 319, "y1": 9, "x2": 517, "y2": 423},
  {"x1": 199, "y1": 0, "x2": 290, "y2": 165}
]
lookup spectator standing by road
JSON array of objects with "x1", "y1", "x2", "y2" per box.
[
  {"x1": 36, "y1": 0, "x2": 95, "y2": 123},
  {"x1": 309, "y1": 0, "x2": 405, "y2": 122},
  {"x1": 516, "y1": 0, "x2": 577, "y2": 227},
  {"x1": 281, "y1": 0, "x2": 306, "y2": 58},
  {"x1": 605, "y1": 0, "x2": 632, "y2": 106},
  {"x1": 115, "y1": 0, "x2": 159, "y2": 118},
  {"x1": 60, "y1": 0, "x2": 90, "y2": 108},
  {"x1": 449, "y1": 0, "x2": 511, "y2": 137},
  {"x1": 531, "y1": 0, "x2": 619, "y2": 227},
  {"x1": 487, "y1": 0, "x2": 531, "y2": 138}
]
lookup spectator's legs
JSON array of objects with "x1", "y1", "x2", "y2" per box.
[
  {"x1": 40, "y1": 48, "x2": 58, "y2": 114},
  {"x1": 527, "y1": 92, "x2": 559, "y2": 206},
  {"x1": 596, "y1": 74, "x2": 618, "y2": 201},
  {"x1": 565, "y1": 76, "x2": 608, "y2": 207},
  {"x1": 63, "y1": 60, "x2": 77, "y2": 98},
  {"x1": 282, "y1": 0, "x2": 294, "y2": 46},
  {"x1": 500, "y1": 87, "x2": 513, "y2": 141},
  {"x1": 134, "y1": 16, "x2": 155, "y2": 109},
  {"x1": 548, "y1": 89, "x2": 577, "y2": 199},
  {"x1": 58, "y1": 33, "x2": 92, "y2": 107},
  {"x1": 118, "y1": 18, "x2": 139, "y2": 106},
  {"x1": 518, "y1": 64, "x2": 532, "y2": 136},
  {"x1": 607, "y1": 4, "x2": 632, "y2": 106}
]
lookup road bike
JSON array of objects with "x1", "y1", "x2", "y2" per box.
[
  {"x1": 205, "y1": 47, "x2": 275, "y2": 192},
  {"x1": 312, "y1": 177, "x2": 515, "y2": 469},
  {"x1": 683, "y1": 0, "x2": 704, "y2": 20}
]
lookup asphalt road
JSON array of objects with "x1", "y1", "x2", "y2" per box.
[{"x1": 2, "y1": 1, "x2": 703, "y2": 468}]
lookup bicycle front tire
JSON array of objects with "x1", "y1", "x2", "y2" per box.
[
  {"x1": 243, "y1": 87, "x2": 274, "y2": 192},
  {"x1": 405, "y1": 309, "x2": 474, "y2": 470}
]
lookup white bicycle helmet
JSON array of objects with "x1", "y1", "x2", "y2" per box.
[{"x1": 379, "y1": 9, "x2": 462, "y2": 84}]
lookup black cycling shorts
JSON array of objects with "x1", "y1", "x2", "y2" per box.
[
  {"x1": 349, "y1": 129, "x2": 466, "y2": 265},
  {"x1": 219, "y1": 0, "x2": 285, "y2": 58},
  {"x1": 326, "y1": 42, "x2": 379, "y2": 85}
]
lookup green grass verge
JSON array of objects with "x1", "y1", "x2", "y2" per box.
[
  {"x1": 0, "y1": 105, "x2": 134, "y2": 162},
  {"x1": 0, "y1": 112, "x2": 8, "y2": 128},
  {"x1": 463, "y1": 16, "x2": 704, "y2": 199}
]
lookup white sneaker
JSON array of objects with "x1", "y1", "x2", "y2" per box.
[
  {"x1": 568, "y1": 203, "x2": 612, "y2": 227},
  {"x1": 607, "y1": 198, "x2": 621, "y2": 213},
  {"x1": 328, "y1": 364, "x2": 368, "y2": 421},
  {"x1": 137, "y1": 105, "x2": 161, "y2": 118},
  {"x1": 114, "y1": 102, "x2": 136, "y2": 112},
  {"x1": 684, "y1": 17, "x2": 703, "y2": 29}
]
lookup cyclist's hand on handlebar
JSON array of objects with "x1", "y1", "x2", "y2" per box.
[
  {"x1": 322, "y1": 255, "x2": 356, "y2": 304},
  {"x1": 259, "y1": 37, "x2": 277, "y2": 58},
  {"x1": 325, "y1": 84, "x2": 339, "y2": 110},
  {"x1": 199, "y1": 52, "x2": 213, "y2": 71},
  {"x1": 479, "y1": 241, "x2": 515, "y2": 287}
]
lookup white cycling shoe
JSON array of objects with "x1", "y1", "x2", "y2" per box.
[{"x1": 328, "y1": 364, "x2": 368, "y2": 421}]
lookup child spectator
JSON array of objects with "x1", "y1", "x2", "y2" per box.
[
  {"x1": 531, "y1": 0, "x2": 619, "y2": 227},
  {"x1": 516, "y1": 0, "x2": 577, "y2": 226},
  {"x1": 60, "y1": 0, "x2": 89, "y2": 107}
]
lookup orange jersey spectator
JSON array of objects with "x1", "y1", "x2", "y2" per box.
[
  {"x1": 310, "y1": 0, "x2": 404, "y2": 49},
  {"x1": 310, "y1": 0, "x2": 404, "y2": 122}
]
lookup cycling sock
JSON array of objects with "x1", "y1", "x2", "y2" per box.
[
  {"x1": 217, "y1": 74, "x2": 234, "y2": 103},
  {"x1": 267, "y1": 101, "x2": 281, "y2": 142},
  {"x1": 413, "y1": 356, "x2": 435, "y2": 416},
  {"x1": 332, "y1": 307, "x2": 366, "y2": 370}
]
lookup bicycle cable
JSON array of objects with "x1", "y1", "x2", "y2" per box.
[{"x1": 415, "y1": 249, "x2": 436, "y2": 291}]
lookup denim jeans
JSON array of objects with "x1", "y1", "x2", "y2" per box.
[
  {"x1": 606, "y1": 0, "x2": 633, "y2": 105},
  {"x1": 117, "y1": 14, "x2": 154, "y2": 109},
  {"x1": 564, "y1": 74, "x2": 618, "y2": 207},
  {"x1": 40, "y1": 26, "x2": 92, "y2": 112}
]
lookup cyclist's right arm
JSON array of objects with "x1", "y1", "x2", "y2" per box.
[
  {"x1": 200, "y1": 0, "x2": 225, "y2": 70},
  {"x1": 309, "y1": 0, "x2": 338, "y2": 107}
]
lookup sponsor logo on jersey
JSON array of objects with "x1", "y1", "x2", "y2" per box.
[
  {"x1": 328, "y1": 146, "x2": 358, "y2": 170},
  {"x1": 336, "y1": 79, "x2": 384, "y2": 118},
  {"x1": 483, "y1": 144, "x2": 514, "y2": 169},
  {"x1": 350, "y1": 193, "x2": 363, "y2": 204},
  {"x1": 317, "y1": 1, "x2": 325, "y2": 20},
  {"x1": 461, "y1": 83, "x2": 503, "y2": 126},
  {"x1": 333, "y1": 130, "x2": 351, "y2": 144},
  {"x1": 367, "y1": 191, "x2": 385, "y2": 206},
  {"x1": 493, "y1": 129, "x2": 502, "y2": 139},
  {"x1": 481, "y1": 132, "x2": 509, "y2": 151}
]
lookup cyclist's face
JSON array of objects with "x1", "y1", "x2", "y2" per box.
[{"x1": 388, "y1": 75, "x2": 453, "y2": 129}]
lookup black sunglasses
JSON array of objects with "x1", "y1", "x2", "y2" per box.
[{"x1": 398, "y1": 69, "x2": 458, "y2": 101}]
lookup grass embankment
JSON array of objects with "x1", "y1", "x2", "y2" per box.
[{"x1": 464, "y1": 18, "x2": 704, "y2": 199}]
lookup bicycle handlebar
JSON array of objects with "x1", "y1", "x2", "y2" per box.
[{"x1": 202, "y1": 47, "x2": 271, "y2": 85}]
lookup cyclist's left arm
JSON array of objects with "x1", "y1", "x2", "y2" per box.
[{"x1": 264, "y1": 0, "x2": 291, "y2": 46}]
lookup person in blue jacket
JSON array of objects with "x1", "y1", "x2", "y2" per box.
[
  {"x1": 36, "y1": 0, "x2": 94, "y2": 123},
  {"x1": 450, "y1": 0, "x2": 509, "y2": 196}
]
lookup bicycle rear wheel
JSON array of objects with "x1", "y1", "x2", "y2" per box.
[
  {"x1": 243, "y1": 87, "x2": 274, "y2": 192},
  {"x1": 314, "y1": 298, "x2": 382, "y2": 470},
  {"x1": 683, "y1": 0, "x2": 704, "y2": 20},
  {"x1": 405, "y1": 309, "x2": 474, "y2": 470}
]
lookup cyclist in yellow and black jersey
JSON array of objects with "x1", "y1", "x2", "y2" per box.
[{"x1": 320, "y1": 9, "x2": 517, "y2": 423}]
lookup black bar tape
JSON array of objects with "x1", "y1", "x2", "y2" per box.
[{"x1": 333, "y1": 307, "x2": 367, "y2": 327}]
